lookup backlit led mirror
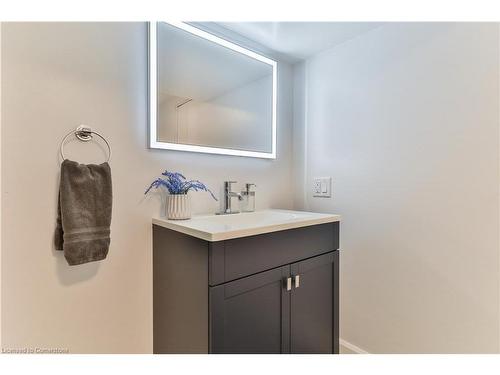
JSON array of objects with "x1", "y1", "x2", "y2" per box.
[{"x1": 148, "y1": 22, "x2": 277, "y2": 159}]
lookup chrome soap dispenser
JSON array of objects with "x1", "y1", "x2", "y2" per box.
[{"x1": 241, "y1": 183, "x2": 256, "y2": 212}]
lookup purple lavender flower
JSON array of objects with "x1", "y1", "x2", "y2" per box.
[{"x1": 145, "y1": 170, "x2": 217, "y2": 201}]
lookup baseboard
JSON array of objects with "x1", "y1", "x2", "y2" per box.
[{"x1": 339, "y1": 338, "x2": 369, "y2": 354}]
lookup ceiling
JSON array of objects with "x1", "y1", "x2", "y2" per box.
[
  {"x1": 216, "y1": 22, "x2": 384, "y2": 62},
  {"x1": 157, "y1": 22, "x2": 272, "y2": 102}
]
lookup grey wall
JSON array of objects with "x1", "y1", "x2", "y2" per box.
[
  {"x1": 0, "y1": 22, "x2": 294, "y2": 353},
  {"x1": 293, "y1": 23, "x2": 500, "y2": 353}
]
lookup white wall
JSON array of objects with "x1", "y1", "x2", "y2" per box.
[
  {"x1": 159, "y1": 75, "x2": 272, "y2": 152},
  {"x1": 293, "y1": 23, "x2": 500, "y2": 353},
  {"x1": 0, "y1": 22, "x2": 294, "y2": 353}
]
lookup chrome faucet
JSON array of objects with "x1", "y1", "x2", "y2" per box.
[{"x1": 220, "y1": 181, "x2": 243, "y2": 215}]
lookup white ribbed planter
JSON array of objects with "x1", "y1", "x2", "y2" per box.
[{"x1": 166, "y1": 194, "x2": 191, "y2": 220}]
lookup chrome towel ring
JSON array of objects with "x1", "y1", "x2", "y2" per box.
[{"x1": 60, "y1": 125, "x2": 112, "y2": 162}]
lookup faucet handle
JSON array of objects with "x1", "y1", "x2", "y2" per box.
[{"x1": 225, "y1": 181, "x2": 237, "y2": 190}]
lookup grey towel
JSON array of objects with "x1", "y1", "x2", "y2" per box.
[{"x1": 55, "y1": 159, "x2": 112, "y2": 265}]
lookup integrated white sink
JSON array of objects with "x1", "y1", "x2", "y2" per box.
[{"x1": 152, "y1": 209, "x2": 341, "y2": 241}]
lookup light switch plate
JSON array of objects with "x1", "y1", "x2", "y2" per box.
[{"x1": 313, "y1": 177, "x2": 332, "y2": 198}]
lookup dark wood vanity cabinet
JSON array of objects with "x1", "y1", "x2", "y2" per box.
[
  {"x1": 210, "y1": 265, "x2": 290, "y2": 354},
  {"x1": 210, "y1": 251, "x2": 338, "y2": 354},
  {"x1": 153, "y1": 221, "x2": 339, "y2": 354}
]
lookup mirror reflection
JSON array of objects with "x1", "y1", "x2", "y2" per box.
[{"x1": 150, "y1": 22, "x2": 277, "y2": 158}]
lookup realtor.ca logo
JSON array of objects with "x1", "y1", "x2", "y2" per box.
[{"x1": 2, "y1": 347, "x2": 69, "y2": 354}]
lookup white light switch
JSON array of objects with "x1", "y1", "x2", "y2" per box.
[
  {"x1": 313, "y1": 177, "x2": 331, "y2": 198},
  {"x1": 321, "y1": 181, "x2": 327, "y2": 193}
]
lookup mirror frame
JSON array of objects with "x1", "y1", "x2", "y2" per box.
[{"x1": 148, "y1": 22, "x2": 278, "y2": 159}]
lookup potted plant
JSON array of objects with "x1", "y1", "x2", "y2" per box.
[{"x1": 145, "y1": 170, "x2": 217, "y2": 220}]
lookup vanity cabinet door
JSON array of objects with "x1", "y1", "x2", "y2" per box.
[
  {"x1": 209, "y1": 265, "x2": 291, "y2": 354},
  {"x1": 290, "y1": 251, "x2": 339, "y2": 354}
]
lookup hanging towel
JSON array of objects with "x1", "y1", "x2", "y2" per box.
[{"x1": 55, "y1": 159, "x2": 112, "y2": 265}]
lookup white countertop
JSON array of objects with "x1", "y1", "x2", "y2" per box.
[{"x1": 152, "y1": 209, "x2": 341, "y2": 242}]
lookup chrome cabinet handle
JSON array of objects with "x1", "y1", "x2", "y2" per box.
[
  {"x1": 293, "y1": 275, "x2": 300, "y2": 288},
  {"x1": 285, "y1": 277, "x2": 292, "y2": 291}
]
